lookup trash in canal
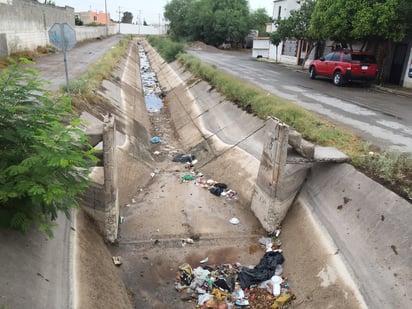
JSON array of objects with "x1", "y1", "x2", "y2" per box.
[
  {"x1": 138, "y1": 43, "x2": 164, "y2": 113},
  {"x1": 174, "y1": 237, "x2": 294, "y2": 308}
]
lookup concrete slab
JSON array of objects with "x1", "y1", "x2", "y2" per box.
[{"x1": 314, "y1": 146, "x2": 349, "y2": 162}]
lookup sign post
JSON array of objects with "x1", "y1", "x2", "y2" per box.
[{"x1": 48, "y1": 23, "x2": 77, "y2": 94}]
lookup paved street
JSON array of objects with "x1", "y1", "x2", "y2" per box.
[{"x1": 189, "y1": 50, "x2": 412, "y2": 152}]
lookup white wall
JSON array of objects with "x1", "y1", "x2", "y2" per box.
[
  {"x1": 403, "y1": 48, "x2": 412, "y2": 89},
  {"x1": 252, "y1": 39, "x2": 270, "y2": 58},
  {"x1": 119, "y1": 23, "x2": 167, "y2": 35},
  {"x1": 0, "y1": 0, "x2": 117, "y2": 56}
]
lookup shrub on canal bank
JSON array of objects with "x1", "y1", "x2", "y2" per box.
[{"x1": 147, "y1": 36, "x2": 185, "y2": 62}]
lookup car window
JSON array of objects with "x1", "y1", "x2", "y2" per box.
[
  {"x1": 324, "y1": 53, "x2": 334, "y2": 61},
  {"x1": 343, "y1": 53, "x2": 351, "y2": 62},
  {"x1": 331, "y1": 52, "x2": 341, "y2": 61},
  {"x1": 351, "y1": 54, "x2": 377, "y2": 64}
]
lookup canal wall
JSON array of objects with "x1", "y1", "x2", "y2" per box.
[{"x1": 141, "y1": 39, "x2": 412, "y2": 308}]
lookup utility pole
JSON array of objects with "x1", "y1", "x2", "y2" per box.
[
  {"x1": 117, "y1": 7, "x2": 122, "y2": 33},
  {"x1": 104, "y1": 0, "x2": 108, "y2": 36},
  {"x1": 138, "y1": 10, "x2": 141, "y2": 35},
  {"x1": 158, "y1": 13, "x2": 161, "y2": 35}
]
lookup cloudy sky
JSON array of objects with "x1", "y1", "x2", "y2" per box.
[{"x1": 53, "y1": 0, "x2": 274, "y2": 24}]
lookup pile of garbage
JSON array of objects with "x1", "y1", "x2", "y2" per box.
[{"x1": 174, "y1": 234, "x2": 294, "y2": 308}]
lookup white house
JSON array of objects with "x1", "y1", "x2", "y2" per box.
[{"x1": 253, "y1": 0, "x2": 302, "y2": 64}]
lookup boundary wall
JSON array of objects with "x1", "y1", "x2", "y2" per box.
[{"x1": 0, "y1": 0, "x2": 116, "y2": 57}]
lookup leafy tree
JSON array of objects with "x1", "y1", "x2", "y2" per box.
[
  {"x1": 270, "y1": 32, "x2": 281, "y2": 62},
  {"x1": 143, "y1": 20, "x2": 148, "y2": 26},
  {"x1": 121, "y1": 11, "x2": 133, "y2": 24},
  {"x1": 164, "y1": 0, "x2": 193, "y2": 40},
  {"x1": 186, "y1": 0, "x2": 216, "y2": 44},
  {"x1": 310, "y1": 0, "x2": 412, "y2": 82},
  {"x1": 75, "y1": 17, "x2": 83, "y2": 26},
  {"x1": 0, "y1": 59, "x2": 97, "y2": 237},
  {"x1": 249, "y1": 8, "x2": 272, "y2": 37},
  {"x1": 165, "y1": 0, "x2": 252, "y2": 47},
  {"x1": 212, "y1": 0, "x2": 250, "y2": 47}
]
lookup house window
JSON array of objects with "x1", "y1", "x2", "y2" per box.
[
  {"x1": 93, "y1": 16, "x2": 97, "y2": 22},
  {"x1": 278, "y1": 6, "x2": 282, "y2": 19}
]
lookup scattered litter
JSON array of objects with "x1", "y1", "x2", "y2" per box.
[
  {"x1": 181, "y1": 238, "x2": 195, "y2": 247},
  {"x1": 119, "y1": 216, "x2": 125, "y2": 224},
  {"x1": 172, "y1": 153, "x2": 196, "y2": 163},
  {"x1": 153, "y1": 151, "x2": 161, "y2": 155},
  {"x1": 229, "y1": 217, "x2": 240, "y2": 225},
  {"x1": 259, "y1": 237, "x2": 273, "y2": 246},
  {"x1": 200, "y1": 257, "x2": 209, "y2": 264},
  {"x1": 150, "y1": 136, "x2": 162, "y2": 144},
  {"x1": 112, "y1": 256, "x2": 122, "y2": 266},
  {"x1": 274, "y1": 227, "x2": 281, "y2": 238},
  {"x1": 209, "y1": 186, "x2": 224, "y2": 196},
  {"x1": 182, "y1": 174, "x2": 195, "y2": 181},
  {"x1": 150, "y1": 172, "x2": 155, "y2": 178}
]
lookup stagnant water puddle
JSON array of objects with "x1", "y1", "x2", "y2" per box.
[{"x1": 138, "y1": 42, "x2": 163, "y2": 112}]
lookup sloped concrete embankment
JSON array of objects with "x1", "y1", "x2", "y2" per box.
[
  {"x1": 76, "y1": 40, "x2": 155, "y2": 309},
  {"x1": 143, "y1": 41, "x2": 412, "y2": 308},
  {"x1": 145, "y1": 41, "x2": 263, "y2": 204},
  {"x1": 298, "y1": 163, "x2": 412, "y2": 308}
]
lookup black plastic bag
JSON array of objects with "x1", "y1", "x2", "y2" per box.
[
  {"x1": 209, "y1": 186, "x2": 224, "y2": 196},
  {"x1": 238, "y1": 251, "x2": 285, "y2": 289},
  {"x1": 172, "y1": 154, "x2": 196, "y2": 163}
]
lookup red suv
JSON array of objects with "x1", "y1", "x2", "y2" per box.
[{"x1": 309, "y1": 50, "x2": 379, "y2": 86}]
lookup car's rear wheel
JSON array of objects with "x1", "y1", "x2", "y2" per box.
[
  {"x1": 333, "y1": 71, "x2": 344, "y2": 86},
  {"x1": 309, "y1": 66, "x2": 316, "y2": 79}
]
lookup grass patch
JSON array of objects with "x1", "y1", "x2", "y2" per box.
[
  {"x1": 175, "y1": 52, "x2": 411, "y2": 201},
  {"x1": 67, "y1": 35, "x2": 133, "y2": 101},
  {"x1": 67, "y1": 35, "x2": 133, "y2": 110},
  {"x1": 147, "y1": 36, "x2": 185, "y2": 62}
]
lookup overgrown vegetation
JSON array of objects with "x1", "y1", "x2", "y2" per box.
[
  {"x1": 147, "y1": 36, "x2": 185, "y2": 62},
  {"x1": 0, "y1": 58, "x2": 98, "y2": 237},
  {"x1": 0, "y1": 35, "x2": 134, "y2": 237},
  {"x1": 68, "y1": 35, "x2": 133, "y2": 98},
  {"x1": 149, "y1": 37, "x2": 411, "y2": 200}
]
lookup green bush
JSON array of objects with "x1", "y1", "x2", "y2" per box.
[
  {"x1": 147, "y1": 36, "x2": 185, "y2": 62},
  {"x1": 0, "y1": 58, "x2": 98, "y2": 236}
]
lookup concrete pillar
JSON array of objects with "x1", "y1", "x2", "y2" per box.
[
  {"x1": 103, "y1": 114, "x2": 119, "y2": 242},
  {"x1": 251, "y1": 117, "x2": 309, "y2": 233}
]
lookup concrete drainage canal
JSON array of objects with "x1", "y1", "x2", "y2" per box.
[{"x1": 106, "y1": 39, "x2": 411, "y2": 309}]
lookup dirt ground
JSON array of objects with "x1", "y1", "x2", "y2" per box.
[{"x1": 75, "y1": 38, "x2": 365, "y2": 309}]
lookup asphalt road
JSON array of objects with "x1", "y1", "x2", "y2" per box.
[
  {"x1": 35, "y1": 34, "x2": 124, "y2": 92},
  {"x1": 189, "y1": 50, "x2": 412, "y2": 152},
  {"x1": 0, "y1": 35, "x2": 124, "y2": 309}
]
